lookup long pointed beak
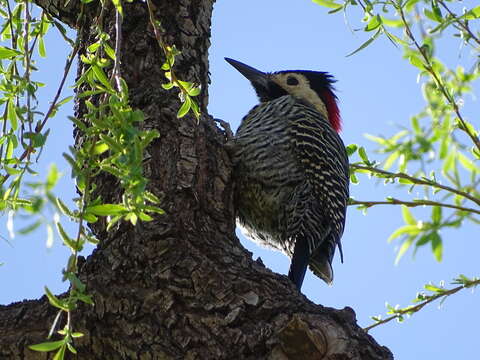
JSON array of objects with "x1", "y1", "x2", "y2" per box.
[{"x1": 225, "y1": 58, "x2": 268, "y2": 84}]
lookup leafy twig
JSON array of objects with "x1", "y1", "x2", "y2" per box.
[
  {"x1": 396, "y1": 2, "x2": 480, "y2": 152},
  {"x1": 146, "y1": 0, "x2": 201, "y2": 119},
  {"x1": 349, "y1": 198, "x2": 480, "y2": 216},
  {"x1": 365, "y1": 276, "x2": 480, "y2": 332},
  {"x1": 146, "y1": 0, "x2": 184, "y2": 92},
  {"x1": 112, "y1": 3, "x2": 122, "y2": 91},
  {"x1": 436, "y1": 0, "x2": 480, "y2": 46},
  {"x1": 0, "y1": 40, "x2": 80, "y2": 187},
  {"x1": 351, "y1": 164, "x2": 480, "y2": 207},
  {"x1": 23, "y1": 0, "x2": 32, "y2": 137}
]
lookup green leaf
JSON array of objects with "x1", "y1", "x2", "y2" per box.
[
  {"x1": 106, "y1": 215, "x2": 122, "y2": 231},
  {"x1": 7, "y1": 99, "x2": 18, "y2": 131},
  {"x1": 53, "y1": 344, "x2": 66, "y2": 360},
  {"x1": 56, "y1": 222, "x2": 78, "y2": 252},
  {"x1": 415, "y1": 233, "x2": 432, "y2": 247},
  {"x1": 177, "y1": 80, "x2": 193, "y2": 91},
  {"x1": 44, "y1": 286, "x2": 69, "y2": 311},
  {"x1": 29, "y1": 340, "x2": 65, "y2": 352},
  {"x1": 83, "y1": 213, "x2": 98, "y2": 223},
  {"x1": 56, "y1": 198, "x2": 75, "y2": 218},
  {"x1": 93, "y1": 142, "x2": 109, "y2": 155},
  {"x1": 431, "y1": 206, "x2": 442, "y2": 225},
  {"x1": 18, "y1": 219, "x2": 42, "y2": 234},
  {"x1": 142, "y1": 205, "x2": 165, "y2": 214},
  {"x1": 388, "y1": 225, "x2": 421, "y2": 242},
  {"x1": 76, "y1": 291, "x2": 94, "y2": 305},
  {"x1": 177, "y1": 96, "x2": 191, "y2": 118},
  {"x1": 411, "y1": 116, "x2": 421, "y2": 134},
  {"x1": 424, "y1": 283, "x2": 443, "y2": 293},
  {"x1": 364, "y1": 133, "x2": 387, "y2": 146},
  {"x1": 65, "y1": 272, "x2": 86, "y2": 292},
  {"x1": 409, "y1": 54, "x2": 425, "y2": 70},
  {"x1": 395, "y1": 236, "x2": 415, "y2": 265},
  {"x1": 92, "y1": 65, "x2": 113, "y2": 91},
  {"x1": 457, "y1": 119, "x2": 478, "y2": 138},
  {"x1": 439, "y1": 136, "x2": 449, "y2": 159},
  {"x1": 57, "y1": 96, "x2": 73, "y2": 107},
  {"x1": 188, "y1": 86, "x2": 201, "y2": 97},
  {"x1": 0, "y1": 46, "x2": 20, "y2": 59},
  {"x1": 383, "y1": 151, "x2": 399, "y2": 171},
  {"x1": 465, "y1": 5, "x2": 480, "y2": 20},
  {"x1": 99, "y1": 134, "x2": 123, "y2": 153},
  {"x1": 350, "y1": 172, "x2": 359, "y2": 184},
  {"x1": 424, "y1": 8, "x2": 441, "y2": 22},
  {"x1": 126, "y1": 212, "x2": 138, "y2": 225},
  {"x1": 312, "y1": 0, "x2": 342, "y2": 10},
  {"x1": 99, "y1": 163, "x2": 123, "y2": 178},
  {"x1": 442, "y1": 150, "x2": 456, "y2": 175},
  {"x1": 6, "y1": 136, "x2": 15, "y2": 160},
  {"x1": 431, "y1": 1, "x2": 443, "y2": 21},
  {"x1": 345, "y1": 144, "x2": 358, "y2": 157},
  {"x1": 161, "y1": 82, "x2": 174, "y2": 90},
  {"x1": 190, "y1": 99, "x2": 200, "y2": 119},
  {"x1": 86, "y1": 204, "x2": 127, "y2": 216},
  {"x1": 358, "y1": 146, "x2": 369, "y2": 164},
  {"x1": 457, "y1": 152, "x2": 479, "y2": 173},
  {"x1": 365, "y1": 15, "x2": 382, "y2": 32},
  {"x1": 401, "y1": 205, "x2": 417, "y2": 226},
  {"x1": 111, "y1": 0, "x2": 123, "y2": 16},
  {"x1": 66, "y1": 342, "x2": 77, "y2": 354},
  {"x1": 405, "y1": 0, "x2": 421, "y2": 12},
  {"x1": 104, "y1": 43, "x2": 116, "y2": 60},
  {"x1": 46, "y1": 164, "x2": 61, "y2": 191},
  {"x1": 346, "y1": 28, "x2": 382, "y2": 57},
  {"x1": 38, "y1": 37, "x2": 46, "y2": 57},
  {"x1": 431, "y1": 231, "x2": 442, "y2": 262},
  {"x1": 4, "y1": 166, "x2": 22, "y2": 175},
  {"x1": 138, "y1": 212, "x2": 153, "y2": 221},
  {"x1": 144, "y1": 191, "x2": 161, "y2": 204},
  {"x1": 380, "y1": 17, "x2": 403, "y2": 28}
]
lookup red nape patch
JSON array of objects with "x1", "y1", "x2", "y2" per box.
[{"x1": 322, "y1": 90, "x2": 341, "y2": 133}]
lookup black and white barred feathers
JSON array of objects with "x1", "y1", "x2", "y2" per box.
[{"x1": 226, "y1": 58, "x2": 349, "y2": 290}]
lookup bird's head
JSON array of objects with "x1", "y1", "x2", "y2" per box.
[{"x1": 225, "y1": 57, "x2": 341, "y2": 132}]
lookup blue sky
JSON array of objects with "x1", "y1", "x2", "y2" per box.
[{"x1": 1, "y1": 0, "x2": 479, "y2": 358}]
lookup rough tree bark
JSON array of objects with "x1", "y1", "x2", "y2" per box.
[{"x1": 0, "y1": 1, "x2": 393, "y2": 359}]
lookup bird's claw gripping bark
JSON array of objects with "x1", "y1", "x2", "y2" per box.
[{"x1": 214, "y1": 118, "x2": 234, "y2": 142}]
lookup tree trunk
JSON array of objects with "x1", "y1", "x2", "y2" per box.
[{"x1": 0, "y1": 1, "x2": 393, "y2": 359}]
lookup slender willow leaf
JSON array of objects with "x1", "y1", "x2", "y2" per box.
[
  {"x1": 347, "y1": 28, "x2": 382, "y2": 57},
  {"x1": 29, "y1": 340, "x2": 65, "y2": 352}
]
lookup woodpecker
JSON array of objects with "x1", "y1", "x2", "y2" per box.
[{"x1": 226, "y1": 58, "x2": 349, "y2": 291}]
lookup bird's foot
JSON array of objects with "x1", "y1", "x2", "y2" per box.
[{"x1": 214, "y1": 118, "x2": 234, "y2": 142}]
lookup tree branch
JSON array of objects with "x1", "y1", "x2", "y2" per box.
[
  {"x1": 351, "y1": 164, "x2": 480, "y2": 207},
  {"x1": 365, "y1": 276, "x2": 480, "y2": 332},
  {"x1": 349, "y1": 198, "x2": 480, "y2": 216}
]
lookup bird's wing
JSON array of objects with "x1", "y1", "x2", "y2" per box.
[{"x1": 287, "y1": 101, "x2": 350, "y2": 283}]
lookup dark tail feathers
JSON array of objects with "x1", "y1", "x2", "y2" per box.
[{"x1": 288, "y1": 237, "x2": 309, "y2": 290}]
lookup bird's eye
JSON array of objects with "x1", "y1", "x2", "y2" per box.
[{"x1": 286, "y1": 76, "x2": 299, "y2": 86}]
